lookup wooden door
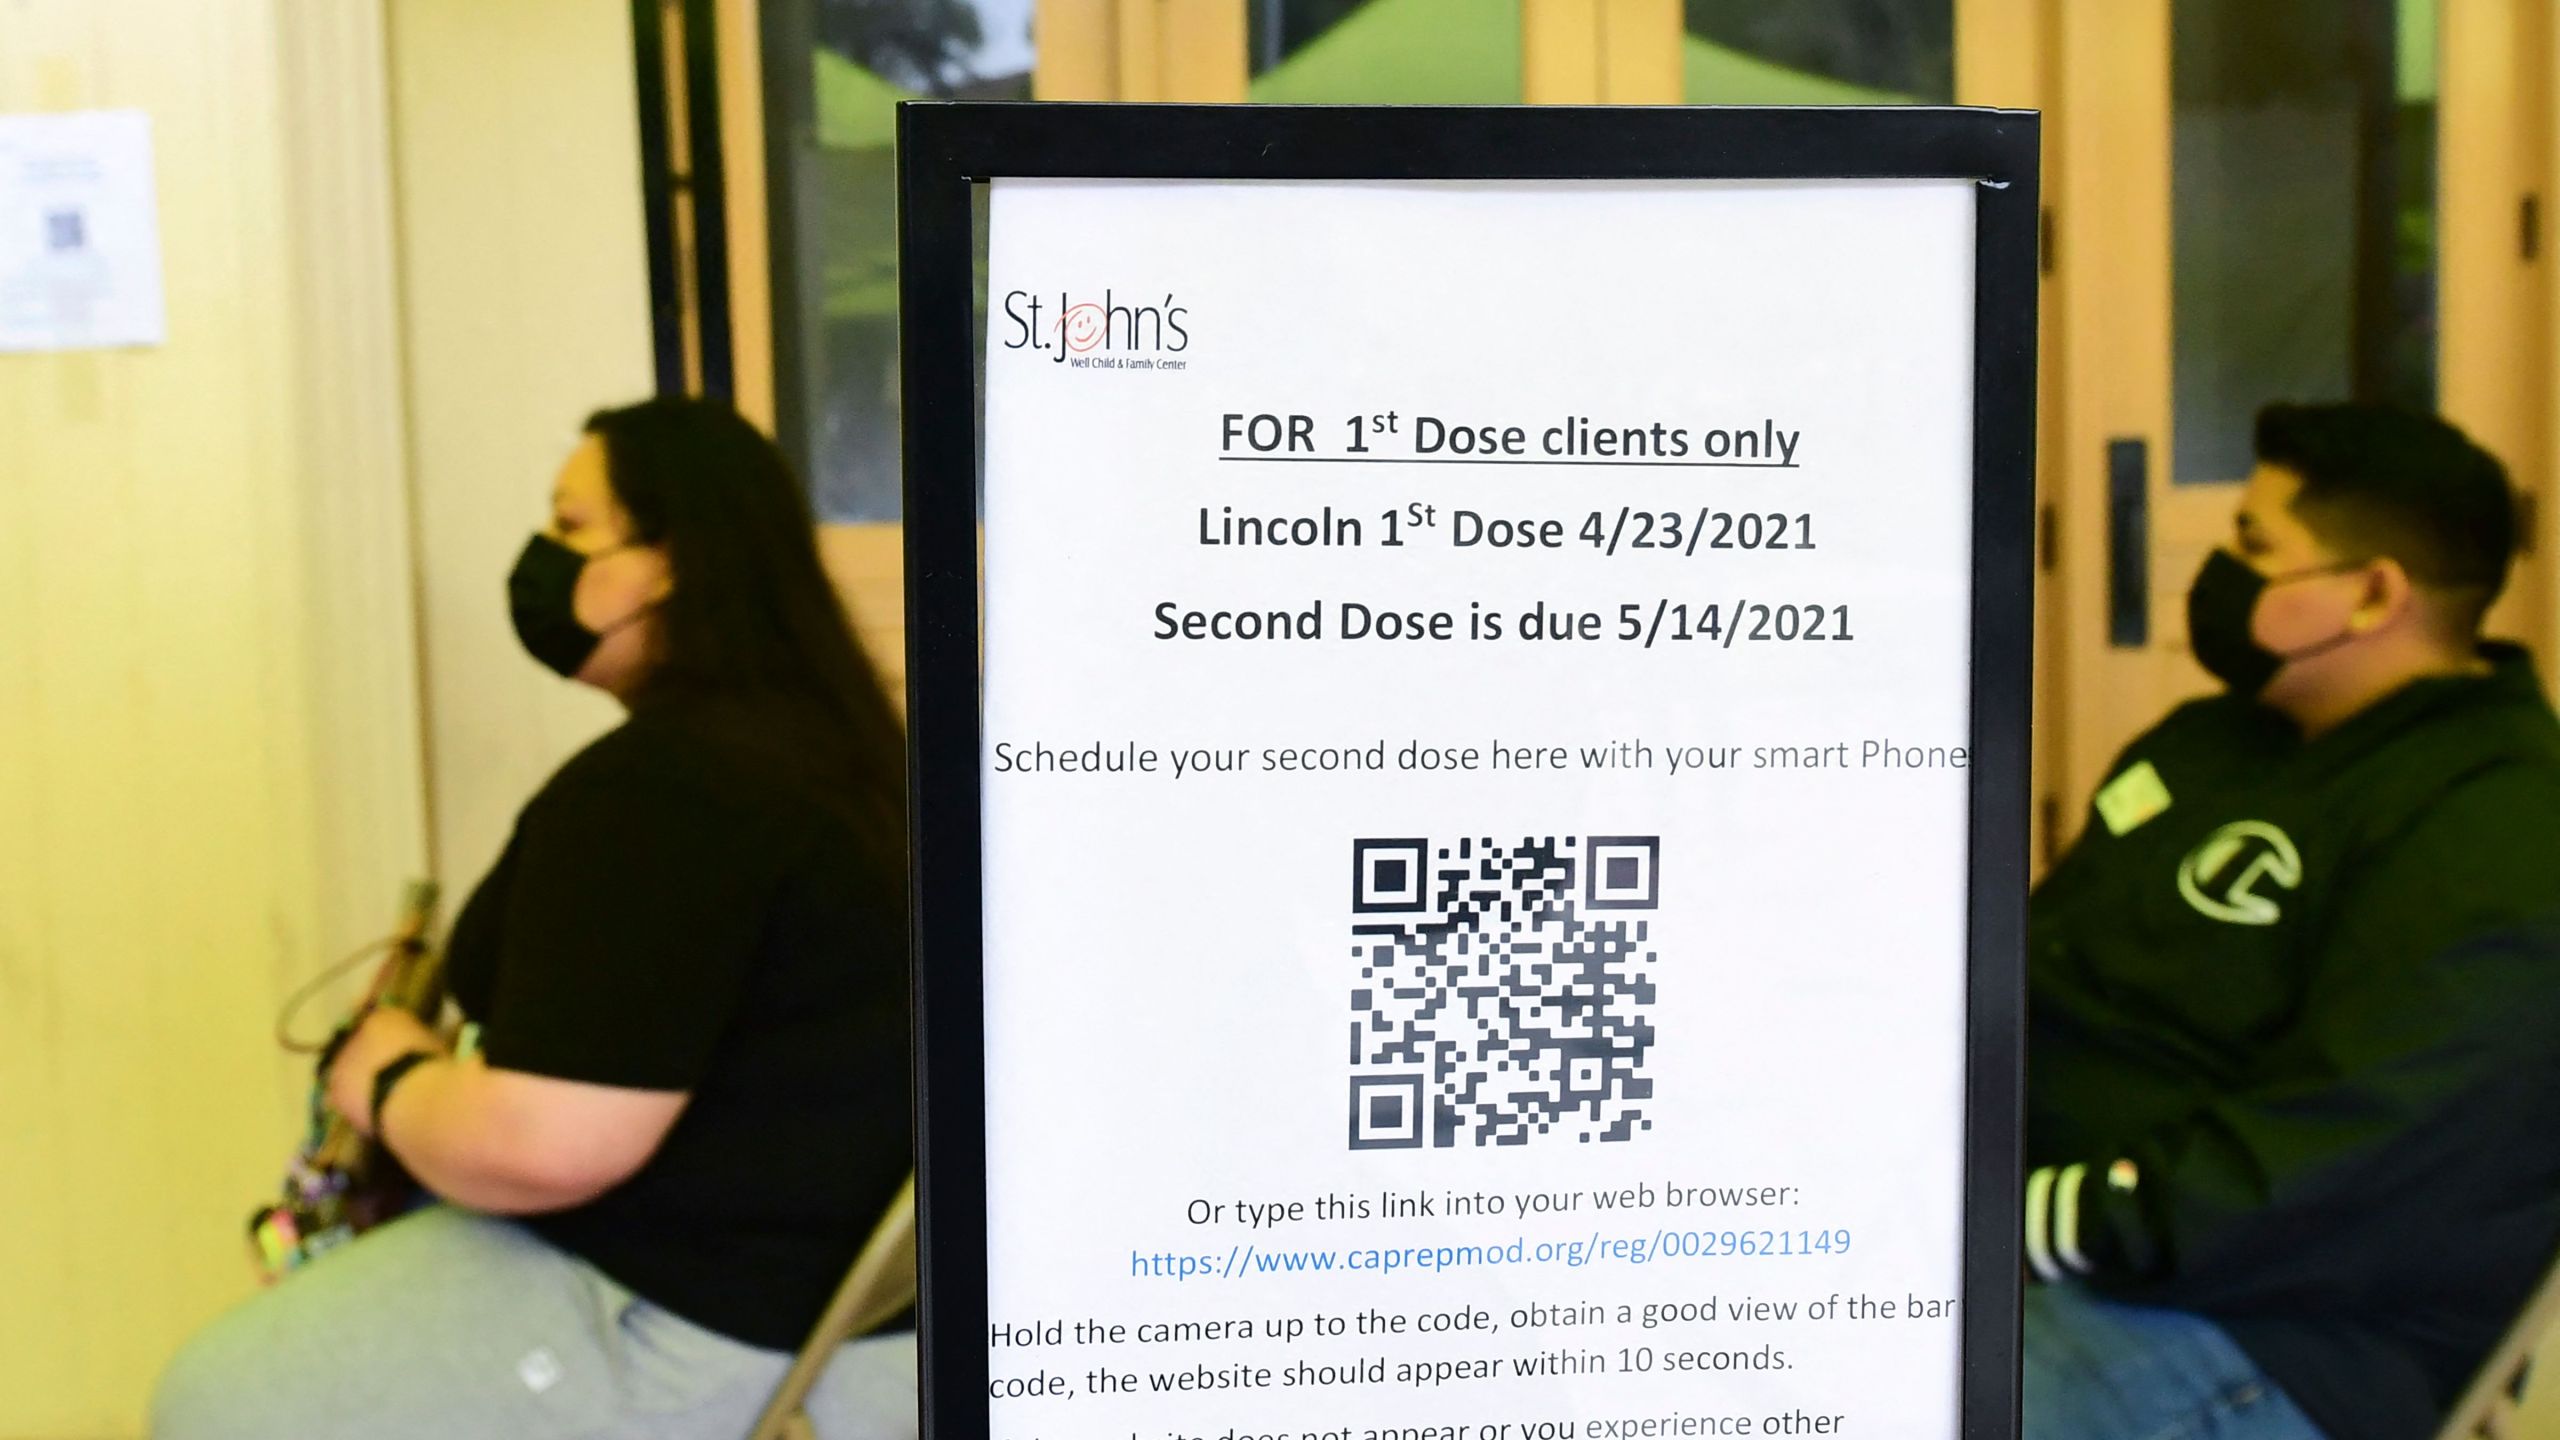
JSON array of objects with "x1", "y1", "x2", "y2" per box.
[
  {"x1": 2040, "y1": 0, "x2": 2183, "y2": 855},
  {"x1": 2036, "y1": 0, "x2": 2553, "y2": 854}
]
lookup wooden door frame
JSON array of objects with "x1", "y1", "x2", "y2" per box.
[
  {"x1": 716, "y1": 0, "x2": 775, "y2": 431},
  {"x1": 1522, "y1": 0, "x2": 1680, "y2": 103},
  {"x1": 1956, "y1": 0, "x2": 2063, "y2": 866},
  {"x1": 2444, "y1": 0, "x2": 2556, "y2": 673},
  {"x1": 1034, "y1": 0, "x2": 1246, "y2": 100},
  {"x1": 1994, "y1": 0, "x2": 2558, "y2": 864},
  {"x1": 2042, "y1": 0, "x2": 2176, "y2": 860}
]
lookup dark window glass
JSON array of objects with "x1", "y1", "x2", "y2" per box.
[
  {"x1": 2170, "y1": 0, "x2": 2437, "y2": 483},
  {"x1": 1248, "y1": 0, "x2": 1521, "y2": 102},
  {"x1": 779, "y1": 0, "x2": 1033, "y2": 521},
  {"x1": 1682, "y1": 0, "x2": 1952, "y2": 105}
]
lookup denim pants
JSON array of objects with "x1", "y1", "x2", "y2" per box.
[
  {"x1": 152, "y1": 1205, "x2": 916, "y2": 1440},
  {"x1": 2024, "y1": 1284, "x2": 2329, "y2": 1440}
]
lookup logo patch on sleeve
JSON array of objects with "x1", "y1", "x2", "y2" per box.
[{"x1": 2094, "y1": 761, "x2": 2173, "y2": 836}]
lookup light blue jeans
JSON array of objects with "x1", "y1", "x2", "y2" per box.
[
  {"x1": 2024, "y1": 1285, "x2": 2328, "y2": 1440},
  {"x1": 152, "y1": 1205, "x2": 915, "y2": 1440}
]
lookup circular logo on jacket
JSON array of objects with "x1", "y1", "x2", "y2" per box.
[{"x1": 2176, "y1": 820, "x2": 2303, "y2": 926}]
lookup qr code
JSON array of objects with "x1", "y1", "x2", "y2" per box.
[
  {"x1": 1348, "y1": 836, "x2": 1658, "y2": 1149},
  {"x1": 45, "y1": 210, "x2": 84, "y2": 252}
]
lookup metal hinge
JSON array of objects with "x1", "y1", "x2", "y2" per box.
[
  {"x1": 2525, "y1": 194, "x2": 2542, "y2": 261},
  {"x1": 2038, "y1": 502, "x2": 2059, "y2": 572},
  {"x1": 2040, "y1": 205, "x2": 2056, "y2": 276},
  {"x1": 2039, "y1": 794, "x2": 2063, "y2": 867},
  {"x1": 2519, "y1": 491, "x2": 2540, "y2": 556}
]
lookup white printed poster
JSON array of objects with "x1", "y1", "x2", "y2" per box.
[
  {"x1": 977, "y1": 179, "x2": 1980, "y2": 1440},
  {"x1": 0, "y1": 110, "x2": 166, "y2": 353}
]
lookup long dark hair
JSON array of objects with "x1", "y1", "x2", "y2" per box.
[{"x1": 584, "y1": 397, "x2": 906, "y2": 868}]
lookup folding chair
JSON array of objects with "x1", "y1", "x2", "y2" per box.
[
  {"x1": 2436, "y1": 1252, "x2": 2560, "y2": 1440},
  {"x1": 746, "y1": 1174, "x2": 919, "y2": 1440}
]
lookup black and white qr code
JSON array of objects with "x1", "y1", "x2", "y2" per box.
[{"x1": 1348, "y1": 836, "x2": 1659, "y2": 1150}]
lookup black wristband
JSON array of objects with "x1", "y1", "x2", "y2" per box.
[
  {"x1": 369, "y1": 1050, "x2": 439, "y2": 1134},
  {"x1": 316, "y1": 1022, "x2": 356, "y2": 1073}
]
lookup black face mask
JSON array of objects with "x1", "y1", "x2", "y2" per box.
[
  {"x1": 508, "y1": 533, "x2": 617, "y2": 678},
  {"x1": 2185, "y1": 548, "x2": 2363, "y2": 697}
]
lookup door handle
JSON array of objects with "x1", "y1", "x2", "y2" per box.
[{"x1": 2108, "y1": 437, "x2": 2149, "y2": 647}]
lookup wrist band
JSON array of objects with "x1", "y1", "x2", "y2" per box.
[{"x1": 370, "y1": 1050, "x2": 439, "y2": 1133}]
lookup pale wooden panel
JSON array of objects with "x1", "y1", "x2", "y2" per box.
[
  {"x1": 2539, "y1": 0, "x2": 2560, "y2": 684},
  {"x1": 2508, "y1": 0, "x2": 2560, "y2": 1332},
  {"x1": 1115, "y1": 0, "x2": 1163, "y2": 100},
  {"x1": 1598, "y1": 0, "x2": 1680, "y2": 104},
  {"x1": 0, "y1": 2, "x2": 428, "y2": 1434},
  {"x1": 1037, "y1": 0, "x2": 1117, "y2": 99},
  {"x1": 820, "y1": 523, "x2": 909, "y2": 710},
  {"x1": 1955, "y1": 0, "x2": 2045, "y2": 107},
  {"x1": 1522, "y1": 0, "x2": 1602, "y2": 104},
  {"x1": 2048, "y1": 0, "x2": 2185, "y2": 844},
  {"x1": 1155, "y1": 0, "x2": 1249, "y2": 102},
  {"x1": 2440, "y1": 0, "x2": 2553, "y2": 673},
  {"x1": 1956, "y1": 0, "x2": 2058, "y2": 864},
  {"x1": 1058, "y1": 0, "x2": 1248, "y2": 104},
  {"x1": 719, "y1": 0, "x2": 777, "y2": 434},
  {"x1": 1523, "y1": 0, "x2": 1676, "y2": 109},
  {"x1": 387, "y1": 0, "x2": 656, "y2": 893}
]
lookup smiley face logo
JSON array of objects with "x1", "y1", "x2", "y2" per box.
[{"x1": 1058, "y1": 303, "x2": 1105, "y2": 354}]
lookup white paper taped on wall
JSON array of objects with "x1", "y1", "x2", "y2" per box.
[{"x1": 0, "y1": 110, "x2": 167, "y2": 352}]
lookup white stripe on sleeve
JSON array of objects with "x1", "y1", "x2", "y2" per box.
[
  {"x1": 2055, "y1": 1162, "x2": 2094, "y2": 1275},
  {"x1": 2024, "y1": 1166, "x2": 2062, "y2": 1284}
]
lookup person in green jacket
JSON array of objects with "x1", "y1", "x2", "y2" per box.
[{"x1": 2023, "y1": 402, "x2": 2560, "y2": 1440}]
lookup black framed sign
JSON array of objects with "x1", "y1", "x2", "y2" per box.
[{"x1": 900, "y1": 103, "x2": 2036, "y2": 1440}]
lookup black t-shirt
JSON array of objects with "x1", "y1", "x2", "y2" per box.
[
  {"x1": 2030, "y1": 645, "x2": 2560, "y2": 1440},
  {"x1": 443, "y1": 696, "x2": 910, "y2": 1350}
]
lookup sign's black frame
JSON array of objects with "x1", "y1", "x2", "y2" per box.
[{"x1": 899, "y1": 102, "x2": 2038, "y2": 1440}]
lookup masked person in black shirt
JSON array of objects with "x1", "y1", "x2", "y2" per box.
[
  {"x1": 153, "y1": 399, "x2": 915, "y2": 1440},
  {"x1": 2023, "y1": 403, "x2": 2560, "y2": 1440}
]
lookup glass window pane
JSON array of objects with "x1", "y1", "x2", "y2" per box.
[
  {"x1": 1248, "y1": 0, "x2": 1521, "y2": 102},
  {"x1": 2170, "y1": 0, "x2": 2437, "y2": 485},
  {"x1": 788, "y1": 0, "x2": 1034, "y2": 522},
  {"x1": 1682, "y1": 1, "x2": 1952, "y2": 105}
]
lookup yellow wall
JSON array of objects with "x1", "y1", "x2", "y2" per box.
[
  {"x1": 0, "y1": 1, "x2": 651, "y2": 1432},
  {"x1": 387, "y1": 0, "x2": 656, "y2": 890},
  {"x1": 0, "y1": 4, "x2": 427, "y2": 1436}
]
